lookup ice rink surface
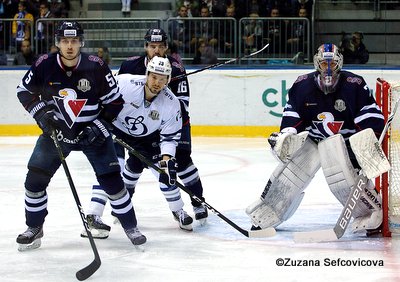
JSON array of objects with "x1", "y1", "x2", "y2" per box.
[{"x1": 1, "y1": 136, "x2": 400, "y2": 282}]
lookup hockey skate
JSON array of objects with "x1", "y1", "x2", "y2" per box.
[
  {"x1": 16, "y1": 225, "x2": 43, "y2": 251},
  {"x1": 172, "y1": 209, "x2": 193, "y2": 231},
  {"x1": 193, "y1": 205, "x2": 208, "y2": 225},
  {"x1": 81, "y1": 214, "x2": 111, "y2": 239},
  {"x1": 124, "y1": 227, "x2": 147, "y2": 250}
]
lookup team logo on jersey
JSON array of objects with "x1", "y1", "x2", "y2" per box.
[
  {"x1": 53, "y1": 88, "x2": 87, "y2": 128},
  {"x1": 124, "y1": 116, "x2": 148, "y2": 136},
  {"x1": 77, "y1": 78, "x2": 91, "y2": 92},
  {"x1": 313, "y1": 112, "x2": 344, "y2": 137},
  {"x1": 149, "y1": 110, "x2": 159, "y2": 120},
  {"x1": 334, "y1": 99, "x2": 346, "y2": 112}
]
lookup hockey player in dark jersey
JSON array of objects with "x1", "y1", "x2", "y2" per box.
[
  {"x1": 246, "y1": 43, "x2": 386, "y2": 235},
  {"x1": 84, "y1": 28, "x2": 207, "y2": 236},
  {"x1": 15, "y1": 21, "x2": 146, "y2": 251}
]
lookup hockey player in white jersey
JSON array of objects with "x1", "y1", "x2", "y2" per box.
[
  {"x1": 246, "y1": 43, "x2": 388, "y2": 236},
  {"x1": 82, "y1": 56, "x2": 194, "y2": 239}
]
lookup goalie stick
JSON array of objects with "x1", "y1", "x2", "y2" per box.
[
  {"x1": 171, "y1": 44, "x2": 269, "y2": 82},
  {"x1": 51, "y1": 131, "x2": 101, "y2": 280},
  {"x1": 113, "y1": 136, "x2": 276, "y2": 238},
  {"x1": 294, "y1": 97, "x2": 400, "y2": 243}
]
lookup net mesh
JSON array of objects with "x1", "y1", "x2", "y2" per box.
[{"x1": 388, "y1": 81, "x2": 400, "y2": 232}]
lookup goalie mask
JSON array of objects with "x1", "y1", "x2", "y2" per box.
[
  {"x1": 146, "y1": 56, "x2": 172, "y2": 84},
  {"x1": 314, "y1": 43, "x2": 343, "y2": 94}
]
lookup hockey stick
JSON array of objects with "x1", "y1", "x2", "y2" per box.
[
  {"x1": 113, "y1": 136, "x2": 276, "y2": 238},
  {"x1": 294, "y1": 97, "x2": 400, "y2": 243},
  {"x1": 51, "y1": 131, "x2": 101, "y2": 280},
  {"x1": 171, "y1": 44, "x2": 269, "y2": 81}
]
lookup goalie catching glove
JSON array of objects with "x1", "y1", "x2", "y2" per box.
[
  {"x1": 268, "y1": 128, "x2": 309, "y2": 162},
  {"x1": 159, "y1": 158, "x2": 177, "y2": 186},
  {"x1": 29, "y1": 101, "x2": 59, "y2": 135},
  {"x1": 78, "y1": 119, "x2": 110, "y2": 146}
]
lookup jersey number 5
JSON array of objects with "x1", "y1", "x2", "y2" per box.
[{"x1": 105, "y1": 73, "x2": 116, "y2": 87}]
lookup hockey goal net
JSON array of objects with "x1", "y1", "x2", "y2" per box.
[{"x1": 375, "y1": 78, "x2": 400, "y2": 237}]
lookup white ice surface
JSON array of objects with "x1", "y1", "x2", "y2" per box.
[{"x1": 1, "y1": 137, "x2": 399, "y2": 282}]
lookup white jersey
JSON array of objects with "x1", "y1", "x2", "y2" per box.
[{"x1": 113, "y1": 74, "x2": 182, "y2": 157}]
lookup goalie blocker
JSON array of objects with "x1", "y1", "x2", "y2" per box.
[{"x1": 247, "y1": 129, "x2": 389, "y2": 234}]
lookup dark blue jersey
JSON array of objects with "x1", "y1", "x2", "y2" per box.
[
  {"x1": 282, "y1": 70, "x2": 384, "y2": 142},
  {"x1": 118, "y1": 55, "x2": 190, "y2": 124},
  {"x1": 17, "y1": 52, "x2": 123, "y2": 142}
]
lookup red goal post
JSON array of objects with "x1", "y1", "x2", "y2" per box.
[{"x1": 375, "y1": 78, "x2": 400, "y2": 237}]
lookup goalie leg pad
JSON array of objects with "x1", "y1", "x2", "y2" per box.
[
  {"x1": 319, "y1": 134, "x2": 382, "y2": 219},
  {"x1": 246, "y1": 139, "x2": 320, "y2": 228},
  {"x1": 352, "y1": 179, "x2": 383, "y2": 233}
]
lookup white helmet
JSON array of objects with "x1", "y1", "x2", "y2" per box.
[
  {"x1": 314, "y1": 43, "x2": 343, "y2": 94},
  {"x1": 146, "y1": 56, "x2": 172, "y2": 84}
]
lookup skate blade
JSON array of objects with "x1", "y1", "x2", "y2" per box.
[
  {"x1": 179, "y1": 224, "x2": 193, "y2": 232},
  {"x1": 134, "y1": 244, "x2": 145, "y2": 252},
  {"x1": 80, "y1": 229, "x2": 109, "y2": 239},
  {"x1": 197, "y1": 218, "x2": 207, "y2": 226},
  {"x1": 18, "y1": 238, "x2": 41, "y2": 252}
]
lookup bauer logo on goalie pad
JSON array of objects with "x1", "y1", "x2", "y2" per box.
[{"x1": 338, "y1": 176, "x2": 364, "y2": 231}]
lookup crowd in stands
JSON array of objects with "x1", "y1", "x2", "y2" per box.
[
  {"x1": 1, "y1": 0, "x2": 70, "y2": 65},
  {"x1": 0, "y1": 0, "x2": 370, "y2": 66}
]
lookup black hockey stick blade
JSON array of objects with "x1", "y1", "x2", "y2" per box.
[
  {"x1": 51, "y1": 131, "x2": 101, "y2": 280},
  {"x1": 113, "y1": 136, "x2": 276, "y2": 238},
  {"x1": 76, "y1": 250, "x2": 101, "y2": 281},
  {"x1": 171, "y1": 44, "x2": 269, "y2": 81}
]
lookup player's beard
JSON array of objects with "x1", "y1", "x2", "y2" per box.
[{"x1": 145, "y1": 83, "x2": 162, "y2": 97}]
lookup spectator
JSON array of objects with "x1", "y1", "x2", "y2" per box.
[
  {"x1": 169, "y1": 5, "x2": 194, "y2": 54},
  {"x1": 265, "y1": 7, "x2": 286, "y2": 56},
  {"x1": 287, "y1": 7, "x2": 308, "y2": 54},
  {"x1": 49, "y1": 44, "x2": 58, "y2": 53},
  {"x1": 219, "y1": 5, "x2": 236, "y2": 54},
  {"x1": 242, "y1": 12, "x2": 263, "y2": 55},
  {"x1": 175, "y1": 0, "x2": 199, "y2": 17},
  {"x1": 13, "y1": 39, "x2": 37, "y2": 65},
  {"x1": 97, "y1": 46, "x2": 112, "y2": 65},
  {"x1": 192, "y1": 6, "x2": 219, "y2": 49},
  {"x1": 339, "y1": 31, "x2": 369, "y2": 64},
  {"x1": 168, "y1": 41, "x2": 183, "y2": 64},
  {"x1": 36, "y1": 1, "x2": 54, "y2": 55},
  {"x1": 49, "y1": 0, "x2": 68, "y2": 18},
  {"x1": 121, "y1": 0, "x2": 131, "y2": 12},
  {"x1": 192, "y1": 39, "x2": 218, "y2": 64},
  {"x1": 12, "y1": 1, "x2": 34, "y2": 52}
]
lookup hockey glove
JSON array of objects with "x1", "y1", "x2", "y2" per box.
[
  {"x1": 158, "y1": 158, "x2": 177, "y2": 186},
  {"x1": 78, "y1": 119, "x2": 110, "y2": 146},
  {"x1": 29, "y1": 101, "x2": 59, "y2": 136}
]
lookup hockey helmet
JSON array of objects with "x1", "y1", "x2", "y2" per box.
[
  {"x1": 55, "y1": 21, "x2": 85, "y2": 46},
  {"x1": 144, "y1": 28, "x2": 168, "y2": 47},
  {"x1": 146, "y1": 56, "x2": 172, "y2": 84},
  {"x1": 314, "y1": 43, "x2": 343, "y2": 94}
]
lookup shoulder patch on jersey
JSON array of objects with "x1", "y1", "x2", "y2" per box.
[
  {"x1": 346, "y1": 76, "x2": 363, "y2": 85},
  {"x1": 88, "y1": 55, "x2": 104, "y2": 66},
  {"x1": 294, "y1": 74, "x2": 308, "y2": 84},
  {"x1": 171, "y1": 61, "x2": 185, "y2": 73},
  {"x1": 35, "y1": 54, "x2": 49, "y2": 67},
  {"x1": 127, "y1": 56, "x2": 141, "y2": 61}
]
